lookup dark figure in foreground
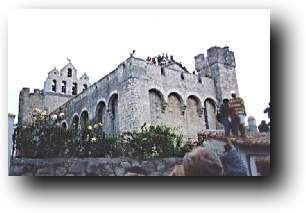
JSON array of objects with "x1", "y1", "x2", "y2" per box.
[
  {"x1": 220, "y1": 139, "x2": 247, "y2": 176},
  {"x1": 258, "y1": 120, "x2": 270, "y2": 132},
  {"x1": 217, "y1": 98, "x2": 231, "y2": 136},
  {"x1": 228, "y1": 108, "x2": 241, "y2": 137},
  {"x1": 183, "y1": 147, "x2": 224, "y2": 176}
]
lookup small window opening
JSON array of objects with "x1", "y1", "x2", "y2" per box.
[
  {"x1": 161, "y1": 67, "x2": 165, "y2": 76},
  {"x1": 72, "y1": 83, "x2": 78, "y2": 95},
  {"x1": 83, "y1": 84, "x2": 88, "y2": 91},
  {"x1": 51, "y1": 80, "x2": 57, "y2": 92},
  {"x1": 68, "y1": 68, "x2": 72, "y2": 77},
  {"x1": 181, "y1": 73, "x2": 185, "y2": 80},
  {"x1": 62, "y1": 122, "x2": 67, "y2": 129},
  {"x1": 61, "y1": 81, "x2": 67, "y2": 93}
]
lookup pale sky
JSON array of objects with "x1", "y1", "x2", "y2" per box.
[{"x1": 8, "y1": 9, "x2": 270, "y2": 125}]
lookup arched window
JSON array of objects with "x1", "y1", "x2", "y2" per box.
[
  {"x1": 161, "y1": 67, "x2": 165, "y2": 76},
  {"x1": 67, "y1": 68, "x2": 72, "y2": 77},
  {"x1": 166, "y1": 92, "x2": 184, "y2": 132},
  {"x1": 149, "y1": 89, "x2": 165, "y2": 125},
  {"x1": 204, "y1": 98, "x2": 217, "y2": 129},
  {"x1": 72, "y1": 115, "x2": 79, "y2": 130},
  {"x1": 108, "y1": 94, "x2": 119, "y2": 133},
  {"x1": 186, "y1": 95, "x2": 202, "y2": 137},
  {"x1": 72, "y1": 83, "x2": 78, "y2": 95},
  {"x1": 80, "y1": 110, "x2": 89, "y2": 130},
  {"x1": 96, "y1": 101, "x2": 106, "y2": 123},
  {"x1": 167, "y1": 92, "x2": 184, "y2": 115},
  {"x1": 61, "y1": 121, "x2": 67, "y2": 129},
  {"x1": 52, "y1": 80, "x2": 57, "y2": 92}
]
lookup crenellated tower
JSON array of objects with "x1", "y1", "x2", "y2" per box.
[{"x1": 195, "y1": 46, "x2": 239, "y2": 104}]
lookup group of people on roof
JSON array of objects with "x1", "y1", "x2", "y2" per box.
[
  {"x1": 145, "y1": 53, "x2": 188, "y2": 72},
  {"x1": 146, "y1": 53, "x2": 174, "y2": 66}
]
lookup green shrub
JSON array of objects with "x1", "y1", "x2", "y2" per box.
[
  {"x1": 15, "y1": 109, "x2": 191, "y2": 159},
  {"x1": 119, "y1": 123, "x2": 186, "y2": 159}
]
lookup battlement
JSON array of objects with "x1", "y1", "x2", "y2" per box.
[
  {"x1": 207, "y1": 46, "x2": 236, "y2": 67},
  {"x1": 20, "y1": 87, "x2": 30, "y2": 95},
  {"x1": 20, "y1": 88, "x2": 42, "y2": 97},
  {"x1": 18, "y1": 87, "x2": 73, "y2": 125}
]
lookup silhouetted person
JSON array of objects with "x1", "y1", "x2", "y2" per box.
[
  {"x1": 258, "y1": 120, "x2": 270, "y2": 132},
  {"x1": 157, "y1": 55, "x2": 162, "y2": 65},
  {"x1": 130, "y1": 50, "x2": 135, "y2": 57},
  {"x1": 264, "y1": 102, "x2": 271, "y2": 120},
  {"x1": 152, "y1": 57, "x2": 156, "y2": 65},
  {"x1": 217, "y1": 99, "x2": 231, "y2": 136}
]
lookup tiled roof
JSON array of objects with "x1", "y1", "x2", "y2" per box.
[{"x1": 198, "y1": 131, "x2": 270, "y2": 147}]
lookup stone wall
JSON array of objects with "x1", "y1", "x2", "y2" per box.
[
  {"x1": 49, "y1": 56, "x2": 219, "y2": 139},
  {"x1": 123, "y1": 57, "x2": 219, "y2": 139},
  {"x1": 18, "y1": 46, "x2": 239, "y2": 140},
  {"x1": 18, "y1": 88, "x2": 72, "y2": 125},
  {"x1": 10, "y1": 158, "x2": 183, "y2": 176}
]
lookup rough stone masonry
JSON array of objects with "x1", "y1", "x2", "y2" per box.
[{"x1": 18, "y1": 46, "x2": 239, "y2": 140}]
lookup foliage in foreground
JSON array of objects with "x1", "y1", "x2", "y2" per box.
[{"x1": 15, "y1": 109, "x2": 192, "y2": 159}]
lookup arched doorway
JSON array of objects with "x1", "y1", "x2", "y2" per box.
[
  {"x1": 72, "y1": 115, "x2": 79, "y2": 130},
  {"x1": 186, "y1": 95, "x2": 202, "y2": 137},
  {"x1": 108, "y1": 94, "x2": 119, "y2": 133},
  {"x1": 166, "y1": 92, "x2": 184, "y2": 132},
  {"x1": 96, "y1": 101, "x2": 106, "y2": 124},
  {"x1": 80, "y1": 110, "x2": 89, "y2": 130},
  {"x1": 149, "y1": 88, "x2": 165, "y2": 125},
  {"x1": 204, "y1": 98, "x2": 217, "y2": 129},
  {"x1": 61, "y1": 121, "x2": 68, "y2": 129}
]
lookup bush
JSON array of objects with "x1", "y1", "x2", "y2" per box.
[
  {"x1": 119, "y1": 123, "x2": 186, "y2": 159},
  {"x1": 15, "y1": 109, "x2": 191, "y2": 159}
]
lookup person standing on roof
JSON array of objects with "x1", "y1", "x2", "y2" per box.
[
  {"x1": 229, "y1": 90, "x2": 246, "y2": 138},
  {"x1": 264, "y1": 102, "x2": 271, "y2": 120},
  {"x1": 217, "y1": 98, "x2": 231, "y2": 137},
  {"x1": 264, "y1": 102, "x2": 271, "y2": 128},
  {"x1": 258, "y1": 120, "x2": 270, "y2": 132}
]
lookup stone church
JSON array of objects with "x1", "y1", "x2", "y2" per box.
[{"x1": 18, "y1": 46, "x2": 240, "y2": 139}]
